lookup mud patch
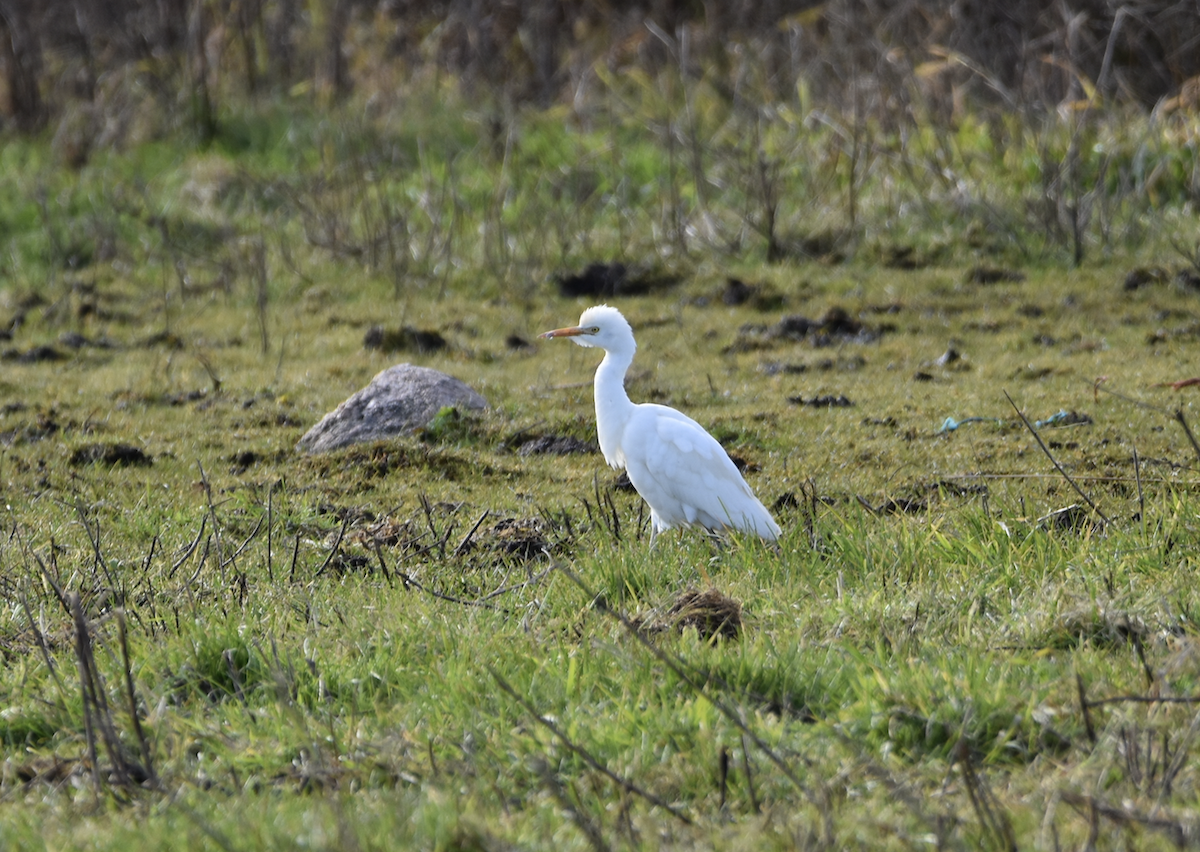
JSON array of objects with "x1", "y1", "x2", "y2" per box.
[
  {"x1": 2, "y1": 345, "x2": 68, "y2": 363},
  {"x1": 720, "y1": 278, "x2": 784, "y2": 310},
  {"x1": 363, "y1": 326, "x2": 447, "y2": 354},
  {"x1": 70, "y1": 442, "x2": 152, "y2": 467},
  {"x1": 726, "y1": 306, "x2": 886, "y2": 352},
  {"x1": 788, "y1": 394, "x2": 854, "y2": 408},
  {"x1": 968, "y1": 266, "x2": 1026, "y2": 284},
  {"x1": 554, "y1": 262, "x2": 680, "y2": 298},
  {"x1": 633, "y1": 588, "x2": 743, "y2": 641}
]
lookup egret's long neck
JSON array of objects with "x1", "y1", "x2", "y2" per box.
[{"x1": 593, "y1": 346, "x2": 635, "y2": 466}]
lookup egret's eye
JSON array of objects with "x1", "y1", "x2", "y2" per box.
[{"x1": 589, "y1": 326, "x2": 601, "y2": 333}]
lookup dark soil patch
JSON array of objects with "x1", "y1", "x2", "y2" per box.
[
  {"x1": 633, "y1": 588, "x2": 743, "y2": 641},
  {"x1": 858, "y1": 495, "x2": 927, "y2": 514},
  {"x1": 612, "y1": 471, "x2": 637, "y2": 491},
  {"x1": 882, "y1": 245, "x2": 924, "y2": 270},
  {"x1": 517, "y1": 435, "x2": 597, "y2": 456},
  {"x1": 788, "y1": 394, "x2": 854, "y2": 407},
  {"x1": 3, "y1": 345, "x2": 67, "y2": 363},
  {"x1": 0, "y1": 412, "x2": 62, "y2": 445},
  {"x1": 721, "y1": 278, "x2": 784, "y2": 310},
  {"x1": 554, "y1": 262, "x2": 680, "y2": 298},
  {"x1": 505, "y1": 333, "x2": 535, "y2": 351},
  {"x1": 363, "y1": 326, "x2": 448, "y2": 354},
  {"x1": 229, "y1": 451, "x2": 262, "y2": 473},
  {"x1": 726, "y1": 306, "x2": 886, "y2": 352},
  {"x1": 69, "y1": 442, "x2": 152, "y2": 467},
  {"x1": 761, "y1": 354, "x2": 866, "y2": 375},
  {"x1": 1123, "y1": 266, "x2": 1170, "y2": 290},
  {"x1": 968, "y1": 266, "x2": 1026, "y2": 284},
  {"x1": 1177, "y1": 269, "x2": 1200, "y2": 289},
  {"x1": 769, "y1": 228, "x2": 849, "y2": 263},
  {"x1": 485, "y1": 517, "x2": 550, "y2": 560}
]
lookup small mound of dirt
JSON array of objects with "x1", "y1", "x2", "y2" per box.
[
  {"x1": 721, "y1": 278, "x2": 784, "y2": 310},
  {"x1": 882, "y1": 244, "x2": 923, "y2": 270},
  {"x1": 554, "y1": 262, "x2": 680, "y2": 298},
  {"x1": 968, "y1": 266, "x2": 1026, "y2": 285},
  {"x1": 3, "y1": 345, "x2": 67, "y2": 363},
  {"x1": 612, "y1": 471, "x2": 637, "y2": 491},
  {"x1": 363, "y1": 326, "x2": 447, "y2": 354},
  {"x1": 1176, "y1": 269, "x2": 1200, "y2": 289},
  {"x1": 70, "y1": 443, "x2": 152, "y2": 467},
  {"x1": 725, "y1": 306, "x2": 884, "y2": 353},
  {"x1": 517, "y1": 435, "x2": 597, "y2": 456},
  {"x1": 485, "y1": 517, "x2": 550, "y2": 560},
  {"x1": 1123, "y1": 266, "x2": 1169, "y2": 290},
  {"x1": 788, "y1": 394, "x2": 854, "y2": 408},
  {"x1": 1037, "y1": 504, "x2": 1095, "y2": 532},
  {"x1": 633, "y1": 588, "x2": 744, "y2": 641}
]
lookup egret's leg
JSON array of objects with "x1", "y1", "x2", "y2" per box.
[{"x1": 648, "y1": 525, "x2": 659, "y2": 550}]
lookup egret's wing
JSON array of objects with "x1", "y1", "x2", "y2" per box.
[{"x1": 623, "y1": 405, "x2": 778, "y2": 537}]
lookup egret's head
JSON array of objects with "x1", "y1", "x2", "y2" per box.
[{"x1": 539, "y1": 304, "x2": 635, "y2": 353}]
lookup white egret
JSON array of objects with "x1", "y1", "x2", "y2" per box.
[{"x1": 540, "y1": 305, "x2": 781, "y2": 544}]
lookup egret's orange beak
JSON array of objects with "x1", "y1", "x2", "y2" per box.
[{"x1": 539, "y1": 326, "x2": 587, "y2": 339}]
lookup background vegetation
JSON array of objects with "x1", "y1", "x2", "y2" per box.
[{"x1": 1, "y1": 1, "x2": 1200, "y2": 849}]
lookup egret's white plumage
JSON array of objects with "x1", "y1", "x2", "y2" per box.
[{"x1": 540, "y1": 305, "x2": 781, "y2": 544}]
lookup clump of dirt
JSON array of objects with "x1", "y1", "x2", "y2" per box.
[
  {"x1": 1124, "y1": 266, "x2": 1170, "y2": 290},
  {"x1": 348, "y1": 515, "x2": 423, "y2": 551},
  {"x1": 0, "y1": 410, "x2": 62, "y2": 446},
  {"x1": 881, "y1": 244, "x2": 923, "y2": 270},
  {"x1": 484, "y1": 517, "x2": 550, "y2": 560},
  {"x1": 69, "y1": 443, "x2": 152, "y2": 467},
  {"x1": 505, "y1": 333, "x2": 535, "y2": 351},
  {"x1": 769, "y1": 228, "x2": 849, "y2": 263},
  {"x1": 968, "y1": 266, "x2": 1026, "y2": 284},
  {"x1": 363, "y1": 325, "x2": 447, "y2": 354},
  {"x1": 788, "y1": 394, "x2": 854, "y2": 408},
  {"x1": 720, "y1": 278, "x2": 784, "y2": 310},
  {"x1": 517, "y1": 435, "x2": 597, "y2": 456},
  {"x1": 726, "y1": 306, "x2": 886, "y2": 352},
  {"x1": 761, "y1": 355, "x2": 867, "y2": 375},
  {"x1": 2, "y1": 345, "x2": 67, "y2": 363},
  {"x1": 634, "y1": 588, "x2": 744, "y2": 641},
  {"x1": 554, "y1": 262, "x2": 680, "y2": 298},
  {"x1": 1037, "y1": 504, "x2": 1096, "y2": 533}
]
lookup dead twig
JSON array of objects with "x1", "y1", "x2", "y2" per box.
[
  {"x1": 489, "y1": 666, "x2": 692, "y2": 825},
  {"x1": 1174, "y1": 409, "x2": 1200, "y2": 465},
  {"x1": 1005, "y1": 391, "x2": 1110, "y2": 526}
]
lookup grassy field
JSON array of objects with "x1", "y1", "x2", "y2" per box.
[{"x1": 1, "y1": 68, "x2": 1200, "y2": 850}]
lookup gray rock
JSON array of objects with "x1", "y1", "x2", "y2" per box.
[{"x1": 297, "y1": 363, "x2": 488, "y2": 453}]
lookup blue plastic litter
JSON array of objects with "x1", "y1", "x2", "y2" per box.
[
  {"x1": 1034, "y1": 410, "x2": 1070, "y2": 428},
  {"x1": 937, "y1": 416, "x2": 1001, "y2": 433}
]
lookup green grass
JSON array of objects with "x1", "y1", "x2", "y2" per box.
[{"x1": 1, "y1": 72, "x2": 1200, "y2": 849}]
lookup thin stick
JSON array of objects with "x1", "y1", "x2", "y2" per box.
[
  {"x1": 489, "y1": 666, "x2": 692, "y2": 825},
  {"x1": 169, "y1": 515, "x2": 208, "y2": 578},
  {"x1": 740, "y1": 733, "x2": 760, "y2": 814},
  {"x1": 453, "y1": 511, "x2": 490, "y2": 556},
  {"x1": 266, "y1": 481, "x2": 274, "y2": 583},
  {"x1": 1076, "y1": 671, "x2": 1096, "y2": 745},
  {"x1": 1005, "y1": 391, "x2": 1110, "y2": 526},
  {"x1": 313, "y1": 516, "x2": 349, "y2": 578},
  {"x1": 1173, "y1": 408, "x2": 1200, "y2": 464},
  {"x1": 1133, "y1": 444, "x2": 1144, "y2": 535},
  {"x1": 117, "y1": 611, "x2": 156, "y2": 784}
]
